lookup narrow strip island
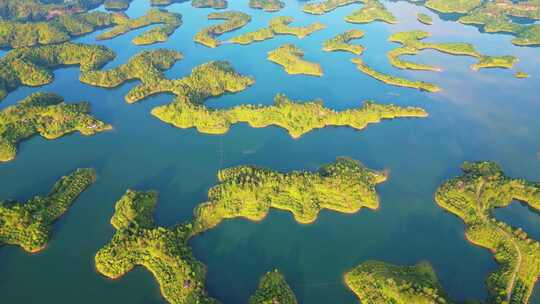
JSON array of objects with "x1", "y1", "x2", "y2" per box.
[
  {"x1": 417, "y1": 13, "x2": 433, "y2": 25},
  {"x1": 351, "y1": 58, "x2": 440, "y2": 92},
  {"x1": 0, "y1": 92, "x2": 111, "y2": 163},
  {"x1": 191, "y1": 157, "x2": 387, "y2": 232},
  {"x1": 194, "y1": 11, "x2": 251, "y2": 48},
  {"x1": 345, "y1": 261, "x2": 453, "y2": 303},
  {"x1": 249, "y1": 270, "x2": 297, "y2": 304},
  {"x1": 323, "y1": 29, "x2": 365, "y2": 55},
  {"x1": 151, "y1": 94, "x2": 428, "y2": 138},
  {"x1": 0, "y1": 168, "x2": 96, "y2": 253},
  {"x1": 0, "y1": 42, "x2": 115, "y2": 101},
  {"x1": 435, "y1": 161, "x2": 540, "y2": 304},
  {"x1": 96, "y1": 158, "x2": 383, "y2": 303},
  {"x1": 229, "y1": 16, "x2": 325, "y2": 45},
  {"x1": 268, "y1": 44, "x2": 323, "y2": 76},
  {"x1": 388, "y1": 30, "x2": 517, "y2": 72},
  {"x1": 249, "y1": 0, "x2": 284, "y2": 12},
  {"x1": 345, "y1": 0, "x2": 396, "y2": 24},
  {"x1": 425, "y1": 0, "x2": 482, "y2": 14},
  {"x1": 96, "y1": 8, "x2": 182, "y2": 45},
  {"x1": 303, "y1": 0, "x2": 361, "y2": 15}
]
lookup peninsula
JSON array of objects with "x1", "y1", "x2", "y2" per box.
[
  {"x1": 194, "y1": 11, "x2": 251, "y2": 48},
  {"x1": 0, "y1": 168, "x2": 96, "y2": 253},
  {"x1": 267, "y1": 44, "x2": 323, "y2": 76},
  {"x1": 435, "y1": 161, "x2": 540, "y2": 304},
  {"x1": 249, "y1": 270, "x2": 297, "y2": 304},
  {"x1": 323, "y1": 29, "x2": 365, "y2": 55},
  {"x1": 345, "y1": 0, "x2": 396, "y2": 24},
  {"x1": 303, "y1": 0, "x2": 361, "y2": 15}
]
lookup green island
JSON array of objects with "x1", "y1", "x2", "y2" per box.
[
  {"x1": 323, "y1": 29, "x2": 365, "y2": 55},
  {"x1": 351, "y1": 58, "x2": 440, "y2": 92},
  {"x1": 516, "y1": 71, "x2": 530, "y2": 79},
  {"x1": 345, "y1": 0, "x2": 397, "y2": 24},
  {"x1": 0, "y1": 11, "x2": 120, "y2": 49},
  {"x1": 94, "y1": 190, "x2": 218, "y2": 304},
  {"x1": 0, "y1": 0, "x2": 104, "y2": 22},
  {"x1": 450, "y1": 0, "x2": 540, "y2": 46},
  {"x1": 249, "y1": 270, "x2": 297, "y2": 304},
  {"x1": 0, "y1": 92, "x2": 111, "y2": 163},
  {"x1": 425, "y1": 0, "x2": 482, "y2": 14},
  {"x1": 194, "y1": 11, "x2": 251, "y2": 48},
  {"x1": 104, "y1": 0, "x2": 132, "y2": 11},
  {"x1": 249, "y1": 0, "x2": 284, "y2": 12},
  {"x1": 151, "y1": 94, "x2": 428, "y2": 138},
  {"x1": 417, "y1": 13, "x2": 433, "y2": 25},
  {"x1": 0, "y1": 42, "x2": 115, "y2": 101},
  {"x1": 268, "y1": 44, "x2": 323, "y2": 76},
  {"x1": 96, "y1": 8, "x2": 182, "y2": 45},
  {"x1": 96, "y1": 158, "x2": 383, "y2": 303},
  {"x1": 80, "y1": 49, "x2": 183, "y2": 88},
  {"x1": 229, "y1": 16, "x2": 325, "y2": 45},
  {"x1": 0, "y1": 168, "x2": 96, "y2": 253},
  {"x1": 268, "y1": 16, "x2": 326, "y2": 39},
  {"x1": 388, "y1": 30, "x2": 517, "y2": 72},
  {"x1": 191, "y1": 157, "x2": 387, "y2": 230},
  {"x1": 435, "y1": 161, "x2": 540, "y2": 304},
  {"x1": 303, "y1": 0, "x2": 361, "y2": 15},
  {"x1": 345, "y1": 260, "x2": 453, "y2": 304},
  {"x1": 192, "y1": 0, "x2": 228, "y2": 9}
]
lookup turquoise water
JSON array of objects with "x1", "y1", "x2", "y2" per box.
[{"x1": 1, "y1": 0, "x2": 540, "y2": 303}]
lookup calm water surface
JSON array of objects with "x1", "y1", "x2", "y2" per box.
[{"x1": 0, "y1": 0, "x2": 539, "y2": 303}]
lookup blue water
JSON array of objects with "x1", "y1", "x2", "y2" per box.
[{"x1": 1, "y1": 0, "x2": 539, "y2": 303}]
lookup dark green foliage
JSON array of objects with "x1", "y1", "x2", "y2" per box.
[
  {"x1": 249, "y1": 270, "x2": 297, "y2": 304},
  {"x1": 194, "y1": 11, "x2": 251, "y2": 48},
  {"x1": 0, "y1": 168, "x2": 96, "y2": 252}
]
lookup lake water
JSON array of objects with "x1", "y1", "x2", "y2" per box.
[{"x1": 1, "y1": 0, "x2": 539, "y2": 303}]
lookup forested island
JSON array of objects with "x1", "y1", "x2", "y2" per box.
[
  {"x1": 104, "y1": 0, "x2": 132, "y2": 10},
  {"x1": 0, "y1": 92, "x2": 111, "y2": 162},
  {"x1": 249, "y1": 270, "x2": 297, "y2": 304},
  {"x1": 323, "y1": 29, "x2": 365, "y2": 55},
  {"x1": 0, "y1": 42, "x2": 115, "y2": 101},
  {"x1": 192, "y1": 0, "x2": 228, "y2": 9},
  {"x1": 345, "y1": 261, "x2": 453, "y2": 304},
  {"x1": 194, "y1": 11, "x2": 251, "y2": 48},
  {"x1": 0, "y1": 168, "x2": 96, "y2": 252},
  {"x1": 417, "y1": 13, "x2": 433, "y2": 25},
  {"x1": 351, "y1": 58, "x2": 440, "y2": 92},
  {"x1": 345, "y1": 0, "x2": 396, "y2": 24},
  {"x1": 96, "y1": 158, "x2": 383, "y2": 303},
  {"x1": 0, "y1": 0, "x2": 104, "y2": 21},
  {"x1": 191, "y1": 157, "x2": 386, "y2": 231},
  {"x1": 151, "y1": 94, "x2": 428, "y2": 138},
  {"x1": 303, "y1": 0, "x2": 361, "y2": 15},
  {"x1": 268, "y1": 44, "x2": 323, "y2": 76},
  {"x1": 435, "y1": 161, "x2": 540, "y2": 304},
  {"x1": 425, "y1": 0, "x2": 482, "y2": 14},
  {"x1": 230, "y1": 16, "x2": 325, "y2": 45},
  {"x1": 388, "y1": 31, "x2": 517, "y2": 72},
  {"x1": 96, "y1": 9, "x2": 182, "y2": 45},
  {"x1": 249, "y1": 0, "x2": 284, "y2": 12}
]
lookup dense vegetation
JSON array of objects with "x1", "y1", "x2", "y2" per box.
[
  {"x1": 268, "y1": 44, "x2": 323, "y2": 76},
  {"x1": 95, "y1": 190, "x2": 218, "y2": 304},
  {"x1": 303, "y1": 0, "x2": 361, "y2": 15},
  {"x1": 323, "y1": 29, "x2": 365, "y2": 55},
  {"x1": 249, "y1": 270, "x2": 297, "y2": 304},
  {"x1": 0, "y1": 42, "x2": 115, "y2": 100},
  {"x1": 0, "y1": 11, "x2": 120, "y2": 49},
  {"x1": 0, "y1": 0, "x2": 105, "y2": 22},
  {"x1": 425, "y1": 0, "x2": 482, "y2": 14},
  {"x1": 268, "y1": 16, "x2": 326, "y2": 39},
  {"x1": 97, "y1": 8, "x2": 182, "y2": 45},
  {"x1": 80, "y1": 49, "x2": 183, "y2": 88},
  {"x1": 191, "y1": 157, "x2": 387, "y2": 232},
  {"x1": 230, "y1": 16, "x2": 325, "y2": 45},
  {"x1": 192, "y1": 0, "x2": 228, "y2": 9},
  {"x1": 417, "y1": 13, "x2": 433, "y2": 25},
  {"x1": 249, "y1": 0, "x2": 284, "y2": 12},
  {"x1": 388, "y1": 30, "x2": 517, "y2": 72},
  {"x1": 104, "y1": 0, "x2": 132, "y2": 10},
  {"x1": 0, "y1": 168, "x2": 96, "y2": 252},
  {"x1": 345, "y1": 0, "x2": 396, "y2": 24},
  {"x1": 351, "y1": 58, "x2": 440, "y2": 92},
  {"x1": 345, "y1": 261, "x2": 453, "y2": 304},
  {"x1": 0, "y1": 92, "x2": 111, "y2": 162},
  {"x1": 152, "y1": 94, "x2": 428, "y2": 138},
  {"x1": 194, "y1": 11, "x2": 251, "y2": 48},
  {"x1": 435, "y1": 161, "x2": 540, "y2": 304}
]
